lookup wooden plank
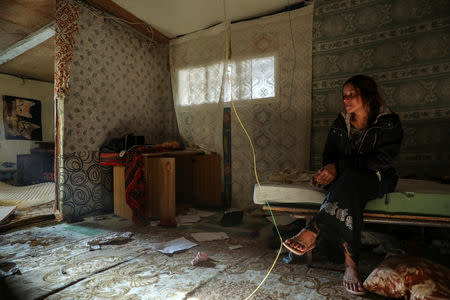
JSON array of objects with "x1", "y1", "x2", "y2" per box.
[
  {"x1": 263, "y1": 205, "x2": 450, "y2": 227},
  {"x1": 363, "y1": 212, "x2": 450, "y2": 222},
  {"x1": 145, "y1": 157, "x2": 175, "y2": 219},
  {"x1": 0, "y1": 37, "x2": 54, "y2": 82},
  {"x1": 192, "y1": 154, "x2": 222, "y2": 207},
  {"x1": 113, "y1": 166, "x2": 133, "y2": 220},
  {"x1": 142, "y1": 150, "x2": 204, "y2": 157},
  {"x1": 0, "y1": 22, "x2": 55, "y2": 65},
  {"x1": 0, "y1": 0, "x2": 54, "y2": 52},
  {"x1": 82, "y1": 0, "x2": 169, "y2": 44},
  {"x1": 263, "y1": 205, "x2": 317, "y2": 215},
  {"x1": 0, "y1": 214, "x2": 55, "y2": 233},
  {"x1": 0, "y1": 202, "x2": 55, "y2": 233},
  {"x1": 0, "y1": 206, "x2": 16, "y2": 223}
]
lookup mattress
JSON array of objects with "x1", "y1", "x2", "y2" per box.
[
  {"x1": 0, "y1": 182, "x2": 55, "y2": 209},
  {"x1": 253, "y1": 179, "x2": 450, "y2": 217}
]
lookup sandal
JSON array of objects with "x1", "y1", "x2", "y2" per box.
[
  {"x1": 343, "y1": 278, "x2": 366, "y2": 296},
  {"x1": 283, "y1": 228, "x2": 316, "y2": 256}
]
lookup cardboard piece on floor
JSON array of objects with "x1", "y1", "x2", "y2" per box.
[
  {"x1": 190, "y1": 209, "x2": 216, "y2": 217},
  {"x1": 191, "y1": 232, "x2": 229, "y2": 242},
  {"x1": 0, "y1": 206, "x2": 16, "y2": 223},
  {"x1": 176, "y1": 214, "x2": 201, "y2": 225}
]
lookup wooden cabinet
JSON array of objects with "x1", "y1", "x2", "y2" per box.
[
  {"x1": 113, "y1": 152, "x2": 222, "y2": 220},
  {"x1": 191, "y1": 155, "x2": 222, "y2": 207},
  {"x1": 145, "y1": 157, "x2": 176, "y2": 219},
  {"x1": 113, "y1": 166, "x2": 132, "y2": 220}
]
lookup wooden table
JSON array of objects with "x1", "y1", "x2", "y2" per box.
[{"x1": 113, "y1": 150, "x2": 221, "y2": 220}]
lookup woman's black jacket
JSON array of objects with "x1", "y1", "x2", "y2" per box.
[{"x1": 322, "y1": 107, "x2": 403, "y2": 195}]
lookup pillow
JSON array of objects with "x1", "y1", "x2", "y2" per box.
[{"x1": 363, "y1": 255, "x2": 450, "y2": 299}]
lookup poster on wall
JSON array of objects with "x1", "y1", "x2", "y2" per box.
[{"x1": 2, "y1": 95, "x2": 42, "y2": 141}]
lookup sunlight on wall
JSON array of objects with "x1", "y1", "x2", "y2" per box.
[{"x1": 178, "y1": 56, "x2": 275, "y2": 106}]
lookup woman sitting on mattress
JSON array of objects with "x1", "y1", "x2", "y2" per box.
[{"x1": 283, "y1": 75, "x2": 403, "y2": 296}]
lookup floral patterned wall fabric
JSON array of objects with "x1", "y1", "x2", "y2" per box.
[
  {"x1": 311, "y1": 0, "x2": 450, "y2": 179},
  {"x1": 56, "y1": 0, "x2": 175, "y2": 217},
  {"x1": 67, "y1": 2, "x2": 174, "y2": 151}
]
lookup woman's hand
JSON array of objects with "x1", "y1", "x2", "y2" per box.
[{"x1": 310, "y1": 164, "x2": 336, "y2": 188}]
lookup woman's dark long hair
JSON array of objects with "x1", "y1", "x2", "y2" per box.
[{"x1": 343, "y1": 75, "x2": 384, "y2": 126}]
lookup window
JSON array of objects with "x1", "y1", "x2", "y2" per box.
[
  {"x1": 228, "y1": 56, "x2": 275, "y2": 101},
  {"x1": 178, "y1": 56, "x2": 275, "y2": 106}
]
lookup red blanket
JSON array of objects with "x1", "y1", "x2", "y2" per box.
[
  {"x1": 123, "y1": 142, "x2": 181, "y2": 225},
  {"x1": 99, "y1": 153, "x2": 126, "y2": 166}
]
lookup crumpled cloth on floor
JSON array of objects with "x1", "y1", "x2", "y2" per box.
[{"x1": 269, "y1": 168, "x2": 316, "y2": 184}]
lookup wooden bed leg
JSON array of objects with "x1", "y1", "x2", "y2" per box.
[
  {"x1": 306, "y1": 250, "x2": 313, "y2": 266},
  {"x1": 305, "y1": 215, "x2": 313, "y2": 267}
]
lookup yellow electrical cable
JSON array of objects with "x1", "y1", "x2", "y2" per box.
[
  {"x1": 230, "y1": 98, "x2": 284, "y2": 300},
  {"x1": 221, "y1": 1, "x2": 284, "y2": 299}
]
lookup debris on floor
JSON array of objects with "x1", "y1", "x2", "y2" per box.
[
  {"x1": 228, "y1": 245, "x2": 242, "y2": 250},
  {"x1": 93, "y1": 215, "x2": 108, "y2": 221},
  {"x1": 191, "y1": 251, "x2": 208, "y2": 265},
  {"x1": 89, "y1": 244, "x2": 101, "y2": 251},
  {"x1": 86, "y1": 231, "x2": 134, "y2": 247},
  {"x1": 191, "y1": 209, "x2": 216, "y2": 218},
  {"x1": 191, "y1": 232, "x2": 229, "y2": 242},
  {"x1": 220, "y1": 210, "x2": 243, "y2": 227},
  {"x1": 176, "y1": 214, "x2": 200, "y2": 225},
  {"x1": 175, "y1": 208, "x2": 216, "y2": 226},
  {"x1": 0, "y1": 261, "x2": 20, "y2": 277},
  {"x1": 361, "y1": 230, "x2": 407, "y2": 255},
  {"x1": 151, "y1": 237, "x2": 197, "y2": 254}
]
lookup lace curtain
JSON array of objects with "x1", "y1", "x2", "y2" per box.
[
  {"x1": 230, "y1": 6, "x2": 313, "y2": 208},
  {"x1": 169, "y1": 6, "x2": 313, "y2": 208},
  {"x1": 169, "y1": 24, "x2": 227, "y2": 155}
]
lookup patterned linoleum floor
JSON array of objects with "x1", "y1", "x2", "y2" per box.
[{"x1": 0, "y1": 213, "x2": 387, "y2": 300}]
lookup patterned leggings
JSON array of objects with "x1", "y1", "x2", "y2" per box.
[{"x1": 306, "y1": 168, "x2": 380, "y2": 264}]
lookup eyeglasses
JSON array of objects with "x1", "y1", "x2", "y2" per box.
[{"x1": 343, "y1": 93, "x2": 359, "y2": 100}]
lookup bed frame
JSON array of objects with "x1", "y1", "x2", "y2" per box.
[{"x1": 263, "y1": 204, "x2": 450, "y2": 266}]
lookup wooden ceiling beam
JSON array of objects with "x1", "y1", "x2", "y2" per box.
[
  {"x1": 82, "y1": 0, "x2": 170, "y2": 44},
  {"x1": 0, "y1": 21, "x2": 55, "y2": 66}
]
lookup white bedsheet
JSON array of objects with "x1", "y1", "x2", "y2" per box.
[
  {"x1": 253, "y1": 179, "x2": 450, "y2": 205},
  {"x1": 253, "y1": 182, "x2": 323, "y2": 205}
]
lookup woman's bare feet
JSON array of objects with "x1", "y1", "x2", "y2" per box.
[
  {"x1": 343, "y1": 243, "x2": 366, "y2": 295},
  {"x1": 283, "y1": 228, "x2": 317, "y2": 256},
  {"x1": 343, "y1": 265, "x2": 366, "y2": 295}
]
